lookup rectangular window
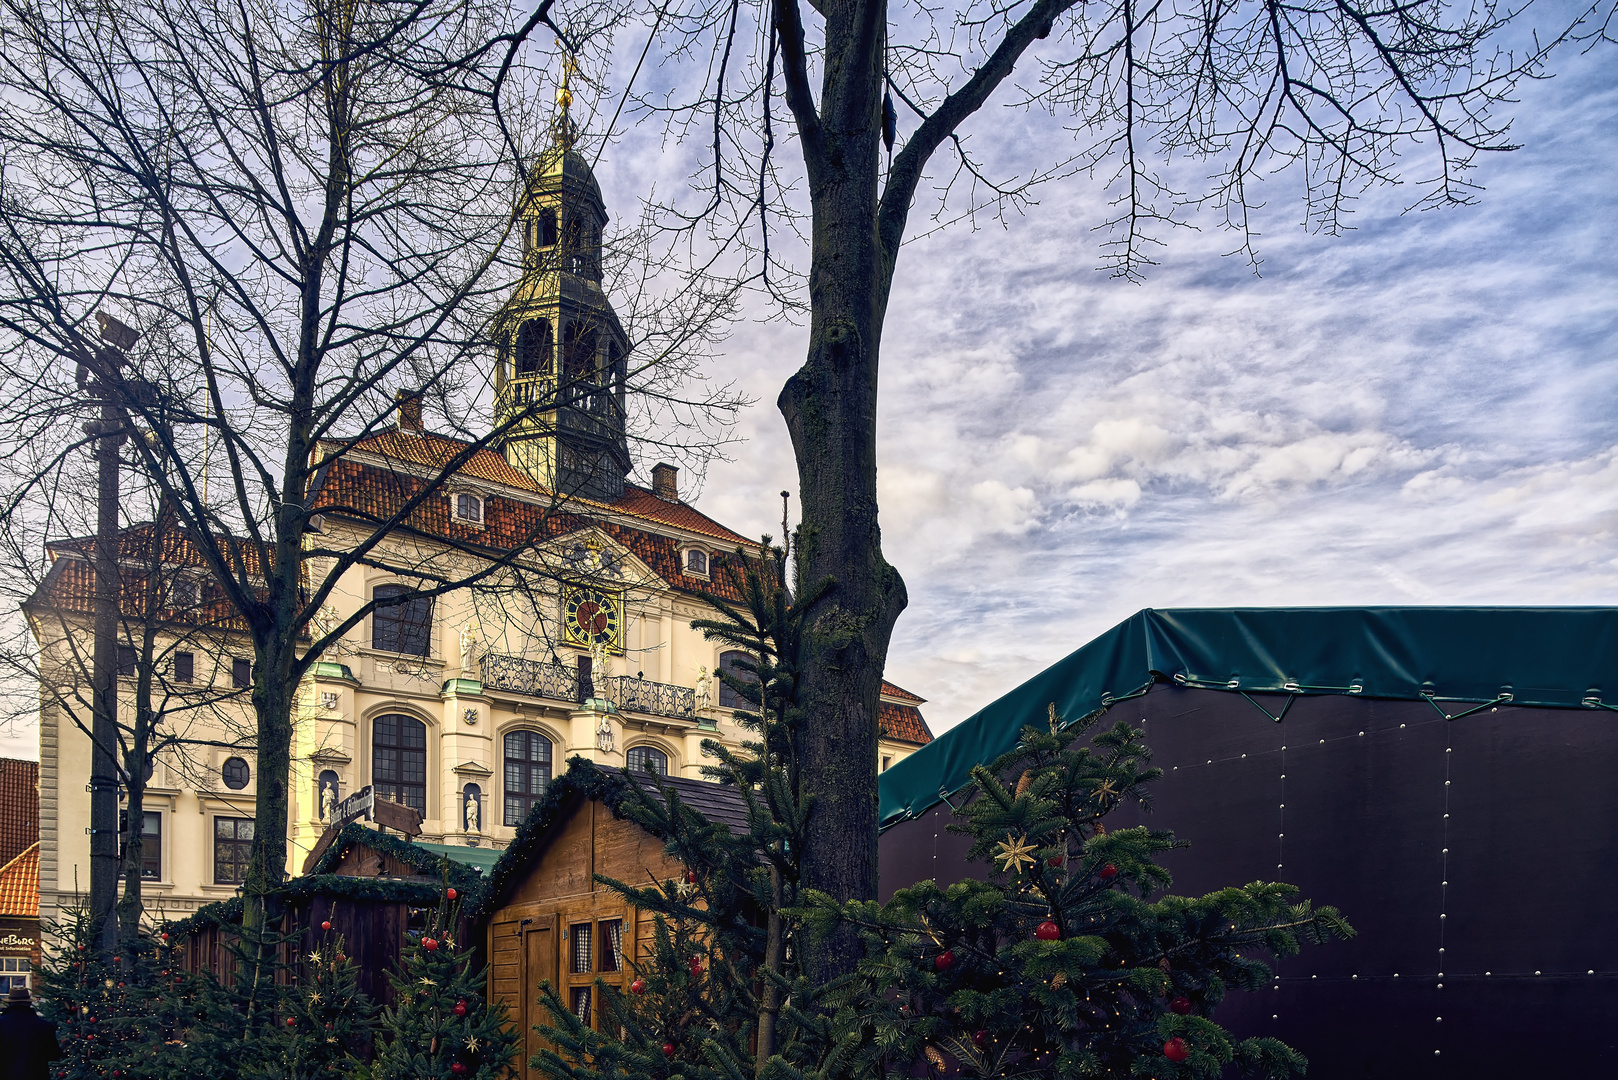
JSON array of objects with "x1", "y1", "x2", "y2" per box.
[
  {"x1": 117, "y1": 645, "x2": 137, "y2": 676},
  {"x1": 372, "y1": 585, "x2": 432, "y2": 657},
  {"x1": 571, "y1": 923, "x2": 592, "y2": 974},
  {"x1": 600, "y1": 919, "x2": 623, "y2": 972},
  {"x1": 455, "y1": 493, "x2": 483, "y2": 523},
  {"x1": 881, "y1": 756, "x2": 892, "y2": 772},
  {"x1": 232, "y1": 658, "x2": 252, "y2": 688},
  {"x1": 539, "y1": 208, "x2": 558, "y2": 248},
  {"x1": 0, "y1": 958, "x2": 29, "y2": 991},
  {"x1": 214, "y1": 816, "x2": 253, "y2": 884},
  {"x1": 141, "y1": 811, "x2": 161, "y2": 881},
  {"x1": 173, "y1": 652, "x2": 194, "y2": 683}
]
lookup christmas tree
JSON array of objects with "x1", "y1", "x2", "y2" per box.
[
  {"x1": 243, "y1": 930, "x2": 376, "y2": 1080},
  {"x1": 372, "y1": 890, "x2": 517, "y2": 1080},
  {"x1": 527, "y1": 540, "x2": 1353, "y2": 1080}
]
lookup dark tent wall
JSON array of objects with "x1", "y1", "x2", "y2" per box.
[{"x1": 876, "y1": 609, "x2": 1618, "y2": 1078}]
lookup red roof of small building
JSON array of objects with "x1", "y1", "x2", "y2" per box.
[
  {"x1": 877, "y1": 682, "x2": 933, "y2": 745},
  {"x1": 0, "y1": 759, "x2": 38, "y2": 868},
  {"x1": 0, "y1": 843, "x2": 39, "y2": 919}
]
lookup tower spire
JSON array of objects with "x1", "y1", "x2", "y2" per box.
[
  {"x1": 552, "y1": 48, "x2": 579, "y2": 151},
  {"x1": 492, "y1": 54, "x2": 630, "y2": 502}
]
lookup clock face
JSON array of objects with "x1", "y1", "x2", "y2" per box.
[{"x1": 564, "y1": 587, "x2": 622, "y2": 651}]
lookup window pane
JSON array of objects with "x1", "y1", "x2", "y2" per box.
[
  {"x1": 600, "y1": 920, "x2": 622, "y2": 972},
  {"x1": 571, "y1": 924, "x2": 592, "y2": 973},
  {"x1": 173, "y1": 652, "x2": 193, "y2": 683},
  {"x1": 232, "y1": 658, "x2": 252, "y2": 688},
  {"x1": 571, "y1": 986, "x2": 591, "y2": 1025}
]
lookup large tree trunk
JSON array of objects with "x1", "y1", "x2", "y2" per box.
[{"x1": 778, "y1": 0, "x2": 907, "y2": 983}]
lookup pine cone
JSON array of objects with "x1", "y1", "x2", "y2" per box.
[
  {"x1": 923, "y1": 1045, "x2": 946, "y2": 1069},
  {"x1": 1015, "y1": 772, "x2": 1033, "y2": 797},
  {"x1": 1093, "y1": 822, "x2": 1106, "y2": 837},
  {"x1": 1050, "y1": 971, "x2": 1068, "y2": 989}
]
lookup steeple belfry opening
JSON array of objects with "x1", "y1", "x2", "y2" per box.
[{"x1": 494, "y1": 55, "x2": 630, "y2": 502}]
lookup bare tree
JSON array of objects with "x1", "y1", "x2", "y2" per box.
[
  {"x1": 0, "y1": 0, "x2": 740, "y2": 976},
  {"x1": 580, "y1": 0, "x2": 1613, "y2": 980},
  {"x1": 2, "y1": 449, "x2": 257, "y2": 960}
]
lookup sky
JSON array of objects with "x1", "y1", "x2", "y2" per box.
[
  {"x1": 1, "y1": 13, "x2": 1612, "y2": 760},
  {"x1": 672, "y1": 41, "x2": 1618, "y2": 738}
]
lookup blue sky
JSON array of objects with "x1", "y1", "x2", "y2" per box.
[{"x1": 686, "y1": 41, "x2": 1618, "y2": 735}]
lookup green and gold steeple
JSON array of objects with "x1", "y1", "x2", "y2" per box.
[{"x1": 494, "y1": 56, "x2": 630, "y2": 502}]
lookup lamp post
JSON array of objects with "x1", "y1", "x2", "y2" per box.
[{"x1": 78, "y1": 311, "x2": 139, "y2": 957}]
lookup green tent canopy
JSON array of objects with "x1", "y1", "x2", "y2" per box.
[{"x1": 876, "y1": 606, "x2": 1618, "y2": 828}]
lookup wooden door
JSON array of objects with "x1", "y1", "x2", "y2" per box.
[{"x1": 521, "y1": 922, "x2": 555, "y2": 1080}]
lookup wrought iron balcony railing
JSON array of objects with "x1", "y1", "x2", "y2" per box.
[
  {"x1": 479, "y1": 654, "x2": 579, "y2": 702},
  {"x1": 477, "y1": 655, "x2": 696, "y2": 721},
  {"x1": 600, "y1": 674, "x2": 696, "y2": 722}
]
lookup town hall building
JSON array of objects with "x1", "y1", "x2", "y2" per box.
[{"x1": 25, "y1": 131, "x2": 932, "y2": 931}]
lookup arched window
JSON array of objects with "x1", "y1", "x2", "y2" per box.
[
  {"x1": 504, "y1": 730, "x2": 553, "y2": 826},
  {"x1": 717, "y1": 650, "x2": 758, "y2": 710},
  {"x1": 562, "y1": 321, "x2": 598, "y2": 385},
  {"x1": 625, "y1": 745, "x2": 668, "y2": 776},
  {"x1": 462, "y1": 783, "x2": 483, "y2": 832},
  {"x1": 454, "y1": 492, "x2": 484, "y2": 524},
  {"x1": 372, "y1": 584, "x2": 432, "y2": 656},
  {"x1": 515, "y1": 319, "x2": 553, "y2": 378},
  {"x1": 684, "y1": 549, "x2": 708, "y2": 575},
  {"x1": 374, "y1": 714, "x2": 427, "y2": 816},
  {"x1": 538, "y1": 208, "x2": 558, "y2": 248},
  {"x1": 316, "y1": 769, "x2": 340, "y2": 821}
]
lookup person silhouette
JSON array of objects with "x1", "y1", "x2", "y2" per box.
[{"x1": 0, "y1": 985, "x2": 62, "y2": 1080}]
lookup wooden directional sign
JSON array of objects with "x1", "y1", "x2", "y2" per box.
[
  {"x1": 331, "y1": 785, "x2": 375, "y2": 831},
  {"x1": 301, "y1": 785, "x2": 424, "y2": 873}
]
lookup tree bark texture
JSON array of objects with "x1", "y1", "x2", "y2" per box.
[{"x1": 777, "y1": 0, "x2": 908, "y2": 984}]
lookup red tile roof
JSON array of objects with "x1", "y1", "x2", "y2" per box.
[
  {"x1": 0, "y1": 760, "x2": 37, "y2": 868},
  {"x1": 878, "y1": 702, "x2": 933, "y2": 746},
  {"x1": 327, "y1": 430, "x2": 754, "y2": 546},
  {"x1": 0, "y1": 843, "x2": 39, "y2": 919},
  {"x1": 880, "y1": 681, "x2": 925, "y2": 704}
]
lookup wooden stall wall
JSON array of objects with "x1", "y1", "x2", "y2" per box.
[{"x1": 486, "y1": 796, "x2": 686, "y2": 1080}]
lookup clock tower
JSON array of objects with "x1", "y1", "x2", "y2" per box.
[{"x1": 494, "y1": 77, "x2": 631, "y2": 501}]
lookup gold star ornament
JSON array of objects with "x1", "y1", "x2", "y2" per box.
[{"x1": 994, "y1": 833, "x2": 1039, "y2": 875}]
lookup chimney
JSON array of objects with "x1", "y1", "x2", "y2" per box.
[
  {"x1": 395, "y1": 389, "x2": 423, "y2": 433},
  {"x1": 651, "y1": 462, "x2": 678, "y2": 503}
]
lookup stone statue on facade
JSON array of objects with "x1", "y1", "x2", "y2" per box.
[
  {"x1": 464, "y1": 790, "x2": 481, "y2": 832},
  {"x1": 320, "y1": 781, "x2": 337, "y2": 823},
  {"x1": 695, "y1": 665, "x2": 712, "y2": 712}
]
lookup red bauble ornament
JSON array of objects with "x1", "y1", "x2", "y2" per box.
[
  {"x1": 447, "y1": 888, "x2": 458, "y2": 901},
  {"x1": 1034, "y1": 920, "x2": 1061, "y2": 941},
  {"x1": 684, "y1": 871, "x2": 697, "y2": 885},
  {"x1": 337, "y1": 953, "x2": 347, "y2": 962},
  {"x1": 1098, "y1": 864, "x2": 1119, "y2": 880},
  {"x1": 934, "y1": 950, "x2": 956, "y2": 972},
  {"x1": 424, "y1": 938, "x2": 440, "y2": 951},
  {"x1": 662, "y1": 1042, "x2": 676, "y2": 1057},
  {"x1": 453, "y1": 1000, "x2": 468, "y2": 1017},
  {"x1": 451, "y1": 1063, "x2": 468, "y2": 1076},
  {"x1": 321, "y1": 921, "x2": 332, "y2": 932},
  {"x1": 286, "y1": 1017, "x2": 297, "y2": 1027},
  {"x1": 160, "y1": 932, "x2": 169, "y2": 941},
  {"x1": 688, "y1": 957, "x2": 702, "y2": 975},
  {"x1": 1169, "y1": 996, "x2": 1192, "y2": 1015},
  {"x1": 972, "y1": 1030, "x2": 988, "y2": 1049},
  {"x1": 1048, "y1": 855, "x2": 1064, "y2": 867},
  {"x1": 630, "y1": 979, "x2": 646, "y2": 994},
  {"x1": 1163, "y1": 1037, "x2": 1189, "y2": 1063}
]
